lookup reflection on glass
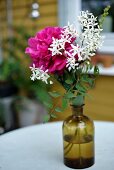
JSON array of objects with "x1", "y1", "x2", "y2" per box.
[{"x1": 82, "y1": 0, "x2": 114, "y2": 33}]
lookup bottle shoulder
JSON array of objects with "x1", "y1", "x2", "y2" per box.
[{"x1": 63, "y1": 114, "x2": 94, "y2": 128}]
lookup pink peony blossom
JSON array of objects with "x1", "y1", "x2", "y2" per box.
[{"x1": 25, "y1": 27, "x2": 67, "y2": 74}]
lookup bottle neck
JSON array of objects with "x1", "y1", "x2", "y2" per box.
[{"x1": 71, "y1": 105, "x2": 84, "y2": 116}]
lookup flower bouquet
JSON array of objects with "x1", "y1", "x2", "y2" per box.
[
  {"x1": 25, "y1": 7, "x2": 110, "y2": 169},
  {"x1": 25, "y1": 8, "x2": 110, "y2": 112}
]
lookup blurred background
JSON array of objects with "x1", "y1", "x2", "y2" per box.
[{"x1": 0, "y1": 0, "x2": 114, "y2": 135}]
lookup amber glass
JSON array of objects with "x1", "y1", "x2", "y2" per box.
[{"x1": 62, "y1": 105, "x2": 94, "y2": 169}]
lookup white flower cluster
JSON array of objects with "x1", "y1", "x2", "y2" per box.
[
  {"x1": 48, "y1": 11, "x2": 103, "y2": 72},
  {"x1": 63, "y1": 22, "x2": 78, "y2": 38},
  {"x1": 48, "y1": 23, "x2": 80, "y2": 71},
  {"x1": 66, "y1": 56, "x2": 79, "y2": 71},
  {"x1": 30, "y1": 64, "x2": 53, "y2": 84},
  {"x1": 48, "y1": 23, "x2": 78, "y2": 57},
  {"x1": 48, "y1": 36, "x2": 70, "y2": 56},
  {"x1": 65, "y1": 44, "x2": 83, "y2": 71},
  {"x1": 78, "y1": 11, "x2": 103, "y2": 59},
  {"x1": 70, "y1": 44, "x2": 83, "y2": 61}
]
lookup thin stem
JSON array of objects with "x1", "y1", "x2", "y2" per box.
[
  {"x1": 64, "y1": 127, "x2": 78, "y2": 156},
  {"x1": 64, "y1": 123, "x2": 89, "y2": 158},
  {"x1": 49, "y1": 97, "x2": 61, "y2": 116},
  {"x1": 65, "y1": 143, "x2": 73, "y2": 156},
  {"x1": 64, "y1": 142, "x2": 71, "y2": 150},
  {"x1": 64, "y1": 127, "x2": 78, "y2": 150},
  {"x1": 84, "y1": 126, "x2": 88, "y2": 136},
  {"x1": 78, "y1": 128, "x2": 82, "y2": 165}
]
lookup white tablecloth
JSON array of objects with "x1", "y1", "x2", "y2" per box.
[{"x1": 0, "y1": 121, "x2": 114, "y2": 170}]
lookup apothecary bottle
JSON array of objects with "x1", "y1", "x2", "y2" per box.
[{"x1": 62, "y1": 105, "x2": 95, "y2": 169}]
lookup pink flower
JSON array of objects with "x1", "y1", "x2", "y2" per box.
[{"x1": 25, "y1": 27, "x2": 67, "y2": 74}]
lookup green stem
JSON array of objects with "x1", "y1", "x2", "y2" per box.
[
  {"x1": 64, "y1": 142, "x2": 71, "y2": 150},
  {"x1": 49, "y1": 98, "x2": 61, "y2": 116},
  {"x1": 78, "y1": 128, "x2": 82, "y2": 165},
  {"x1": 64, "y1": 124, "x2": 88, "y2": 158},
  {"x1": 64, "y1": 127, "x2": 78, "y2": 156},
  {"x1": 64, "y1": 143, "x2": 73, "y2": 156}
]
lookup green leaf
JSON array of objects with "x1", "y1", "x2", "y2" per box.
[
  {"x1": 55, "y1": 107, "x2": 63, "y2": 112},
  {"x1": 81, "y1": 75, "x2": 94, "y2": 87},
  {"x1": 78, "y1": 91, "x2": 87, "y2": 96},
  {"x1": 48, "y1": 91, "x2": 61, "y2": 98},
  {"x1": 50, "y1": 114, "x2": 57, "y2": 119},
  {"x1": 88, "y1": 79, "x2": 94, "y2": 87},
  {"x1": 43, "y1": 114, "x2": 50, "y2": 122},
  {"x1": 65, "y1": 79, "x2": 73, "y2": 84},
  {"x1": 99, "y1": 5, "x2": 111, "y2": 28},
  {"x1": 94, "y1": 66, "x2": 99, "y2": 76},
  {"x1": 89, "y1": 63, "x2": 93, "y2": 70},
  {"x1": 43, "y1": 101, "x2": 53, "y2": 109},
  {"x1": 62, "y1": 82, "x2": 71, "y2": 91},
  {"x1": 62, "y1": 97, "x2": 68, "y2": 110},
  {"x1": 81, "y1": 74, "x2": 89, "y2": 82},
  {"x1": 76, "y1": 83, "x2": 87, "y2": 93},
  {"x1": 72, "y1": 95, "x2": 84, "y2": 106},
  {"x1": 65, "y1": 92, "x2": 75, "y2": 99}
]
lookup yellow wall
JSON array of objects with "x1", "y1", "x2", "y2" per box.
[
  {"x1": 85, "y1": 75, "x2": 114, "y2": 122},
  {"x1": 0, "y1": 0, "x2": 58, "y2": 59},
  {"x1": 0, "y1": 0, "x2": 58, "y2": 39}
]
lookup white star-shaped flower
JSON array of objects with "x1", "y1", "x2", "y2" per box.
[{"x1": 30, "y1": 64, "x2": 53, "y2": 84}]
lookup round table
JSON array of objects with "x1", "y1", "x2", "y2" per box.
[{"x1": 0, "y1": 121, "x2": 114, "y2": 170}]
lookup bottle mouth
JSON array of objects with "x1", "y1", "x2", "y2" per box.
[{"x1": 70, "y1": 104, "x2": 85, "y2": 108}]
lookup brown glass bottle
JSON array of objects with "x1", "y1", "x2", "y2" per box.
[{"x1": 62, "y1": 105, "x2": 95, "y2": 169}]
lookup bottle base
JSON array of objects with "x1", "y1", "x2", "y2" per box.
[{"x1": 64, "y1": 157, "x2": 94, "y2": 169}]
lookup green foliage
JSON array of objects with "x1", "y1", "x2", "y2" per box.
[
  {"x1": 1, "y1": 26, "x2": 51, "y2": 108},
  {"x1": 50, "y1": 114, "x2": 57, "y2": 118},
  {"x1": 99, "y1": 5, "x2": 111, "y2": 28},
  {"x1": 65, "y1": 79, "x2": 73, "y2": 84},
  {"x1": 65, "y1": 92, "x2": 75, "y2": 99},
  {"x1": 62, "y1": 97, "x2": 68, "y2": 110},
  {"x1": 48, "y1": 91, "x2": 61, "y2": 98},
  {"x1": 84, "y1": 75, "x2": 94, "y2": 86},
  {"x1": 0, "y1": 56, "x2": 21, "y2": 82},
  {"x1": 72, "y1": 95, "x2": 84, "y2": 106},
  {"x1": 76, "y1": 83, "x2": 88, "y2": 93},
  {"x1": 48, "y1": 61, "x2": 98, "y2": 113},
  {"x1": 55, "y1": 107, "x2": 63, "y2": 112},
  {"x1": 94, "y1": 65, "x2": 99, "y2": 76},
  {"x1": 43, "y1": 114, "x2": 50, "y2": 122},
  {"x1": 43, "y1": 101, "x2": 53, "y2": 109},
  {"x1": 32, "y1": 82, "x2": 52, "y2": 108}
]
